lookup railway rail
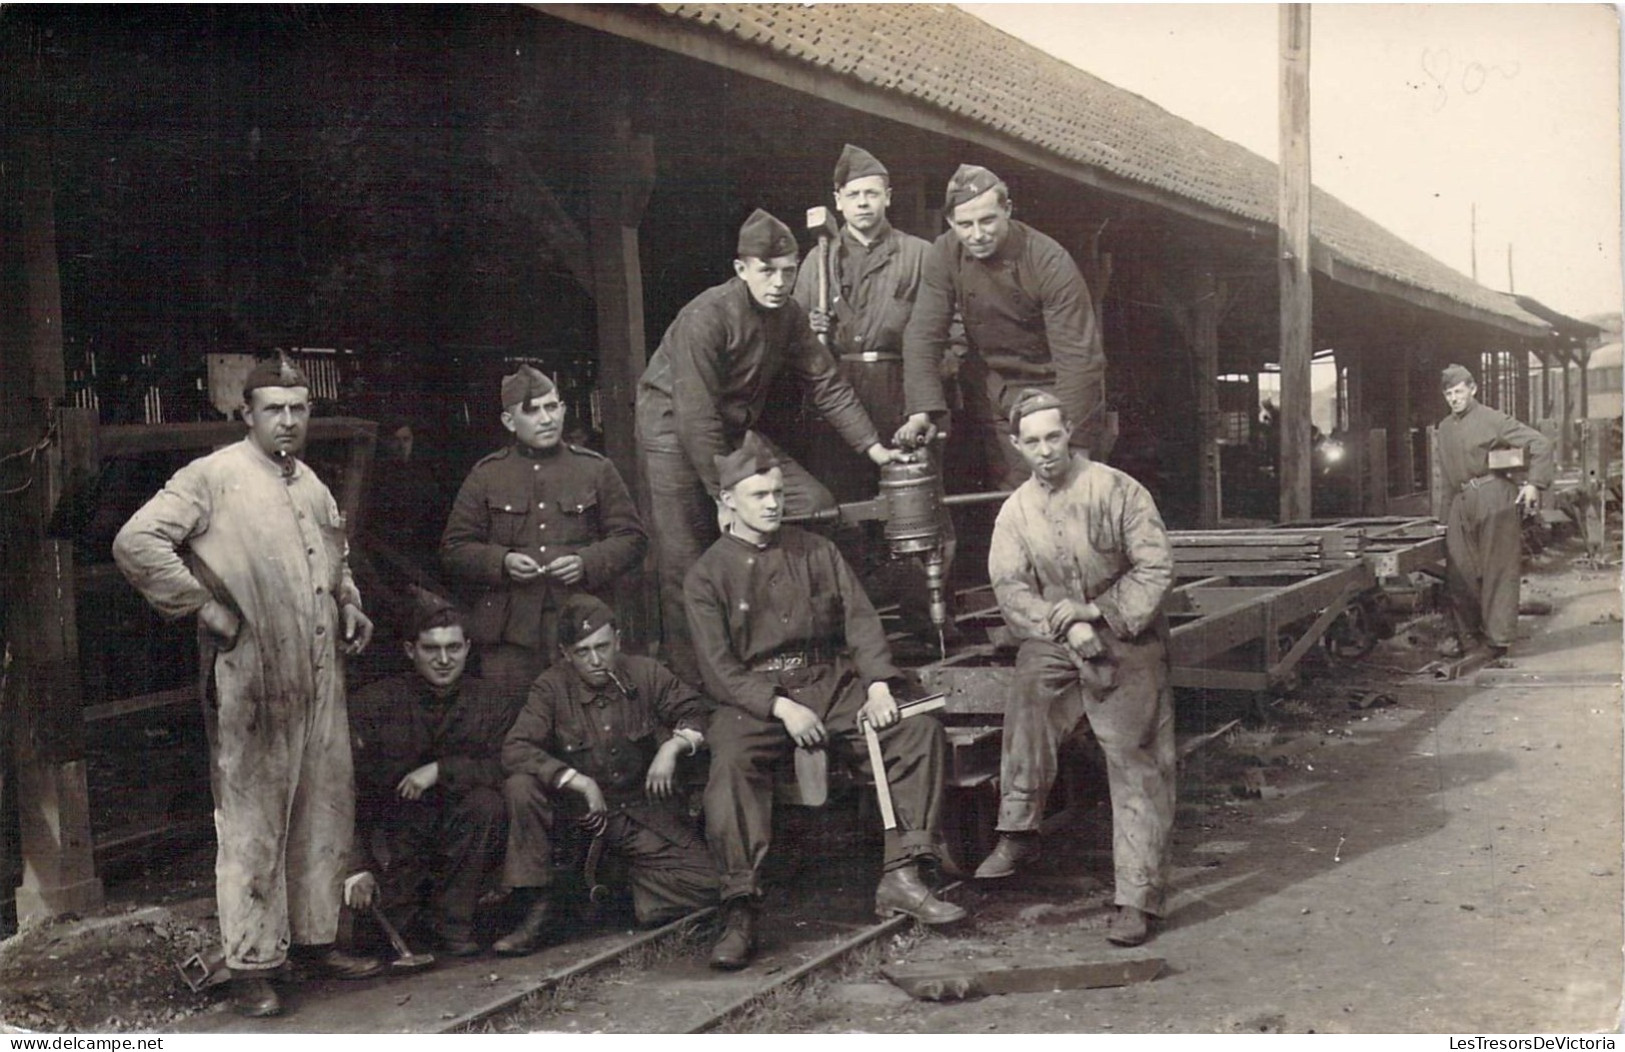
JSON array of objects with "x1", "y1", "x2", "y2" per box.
[{"x1": 173, "y1": 880, "x2": 971, "y2": 1034}]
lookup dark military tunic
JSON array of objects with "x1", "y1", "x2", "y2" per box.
[
  {"x1": 635, "y1": 276, "x2": 883, "y2": 687},
  {"x1": 684, "y1": 526, "x2": 946, "y2": 901},
  {"x1": 902, "y1": 220, "x2": 1106, "y2": 480},
  {"x1": 1436, "y1": 400, "x2": 1555, "y2": 649},
  {"x1": 440, "y1": 442, "x2": 646, "y2": 692},
  {"x1": 637, "y1": 276, "x2": 880, "y2": 497},
  {"x1": 348, "y1": 674, "x2": 521, "y2": 939},
  {"x1": 501, "y1": 654, "x2": 716, "y2": 924}
]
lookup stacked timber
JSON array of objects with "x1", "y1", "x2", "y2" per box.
[{"x1": 1167, "y1": 527, "x2": 1360, "y2": 579}]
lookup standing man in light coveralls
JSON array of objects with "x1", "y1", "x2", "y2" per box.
[
  {"x1": 980, "y1": 389, "x2": 1176, "y2": 949},
  {"x1": 114, "y1": 356, "x2": 383, "y2": 1018}
]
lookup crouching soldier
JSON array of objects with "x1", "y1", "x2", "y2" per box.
[
  {"x1": 496, "y1": 594, "x2": 719, "y2": 955},
  {"x1": 344, "y1": 591, "x2": 521, "y2": 957}
]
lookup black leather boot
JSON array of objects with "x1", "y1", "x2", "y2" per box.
[
  {"x1": 708, "y1": 897, "x2": 758, "y2": 971},
  {"x1": 492, "y1": 893, "x2": 553, "y2": 957}
]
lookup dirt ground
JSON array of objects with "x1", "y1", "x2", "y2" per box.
[{"x1": 2, "y1": 533, "x2": 1619, "y2": 1034}]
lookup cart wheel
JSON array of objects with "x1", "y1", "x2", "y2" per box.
[{"x1": 1323, "y1": 600, "x2": 1379, "y2": 661}]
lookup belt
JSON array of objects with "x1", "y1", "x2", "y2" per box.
[
  {"x1": 750, "y1": 648, "x2": 835, "y2": 672},
  {"x1": 838, "y1": 351, "x2": 902, "y2": 364},
  {"x1": 1460, "y1": 474, "x2": 1503, "y2": 492}
]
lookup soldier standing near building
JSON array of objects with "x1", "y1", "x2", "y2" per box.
[
  {"x1": 636, "y1": 209, "x2": 902, "y2": 687},
  {"x1": 113, "y1": 356, "x2": 383, "y2": 1017},
  {"x1": 442, "y1": 366, "x2": 647, "y2": 699},
  {"x1": 685, "y1": 434, "x2": 966, "y2": 971},
  {"x1": 497, "y1": 594, "x2": 717, "y2": 955},
  {"x1": 898, "y1": 164, "x2": 1107, "y2": 489},
  {"x1": 980, "y1": 390, "x2": 1175, "y2": 949},
  {"x1": 1435, "y1": 363, "x2": 1554, "y2": 659}
]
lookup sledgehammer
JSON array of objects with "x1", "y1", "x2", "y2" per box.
[
  {"x1": 806, "y1": 205, "x2": 839, "y2": 346},
  {"x1": 371, "y1": 903, "x2": 436, "y2": 972}
]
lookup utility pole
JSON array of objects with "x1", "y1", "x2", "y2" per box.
[
  {"x1": 1507, "y1": 242, "x2": 1515, "y2": 293},
  {"x1": 1278, "y1": 3, "x2": 1313, "y2": 523},
  {"x1": 1470, "y1": 202, "x2": 1478, "y2": 283}
]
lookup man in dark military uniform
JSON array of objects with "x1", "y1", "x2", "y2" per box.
[
  {"x1": 344, "y1": 592, "x2": 520, "y2": 957},
  {"x1": 1435, "y1": 363, "x2": 1554, "y2": 658},
  {"x1": 443, "y1": 366, "x2": 647, "y2": 699},
  {"x1": 636, "y1": 208, "x2": 903, "y2": 688},
  {"x1": 898, "y1": 164, "x2": 1107, "y2": 489},
  {"x1": 496, "y1": 594, "x2": 717, "y2": 955},
  {"x1": 684, "y1": 434, "x2": 966, "y2": 971}
]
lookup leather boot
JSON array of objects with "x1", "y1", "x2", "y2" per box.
[
  {"x1": 1106, "y1": 905, "x2": 1152, "y2": 947},
  {"x1": 492, "y1": 894, "x2": 553, "y2": 957},
  {"x1": 229, "y1": 973, "x2": 282, "y2": 1017},
  {"x1": 875, "y1": 864, "x2": 967, "y2": 925},
  {"x1": 708, "y1": 897, "x2": 758, "y2": 971},
  {"x1": 973, "y1": 833, "x2": 1041, "y2": 879}
]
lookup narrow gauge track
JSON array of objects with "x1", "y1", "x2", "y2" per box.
[{"x1": 446, "y1": 882, "x2": 963, "y2": 1034}]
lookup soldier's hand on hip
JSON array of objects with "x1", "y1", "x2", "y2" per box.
[
  {"x1": 808, "y1": 308, "x2": 831, "y2": 336},
  {"x1": 542, "y1": 554, "x2": 585, "y2": 585},
  {"x1": 199, "y1": 599, "x2": 241, "y2": 650},
  {"x1": 893, "y1": 413, "x2": 937, "y2": 450},
  {"x1": 504, "y1": 552, "x2": 544, "y2": 581},
  {"x1": 772, "y1": 696, "x2": 826, "y2": 748},
  {"x1": 342, "y1": 603, "x2": 374, "y2": 655},
  {"x1": 860, "y1": 681, "x2": 900, "y2": 729}
]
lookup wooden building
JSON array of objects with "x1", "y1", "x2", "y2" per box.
[{"x1": 0, "y1": 3, "x2": 1568, "y2": 926}]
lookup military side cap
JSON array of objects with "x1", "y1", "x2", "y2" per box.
[
  {"x1": 1440, "y1": 363, "x2": 1476, "y2": 390},
  {"x1": 715, "y1": 431, "x2": 780, "y2": 491},
  {"x1": 736, "y1": 208, "x2": 798, "y2": 259},
  {"x1": 833, "y1": 143, "x2": 888, "y2": 188},
  {"x1": 944, "y1": 163, "x2": 1003, "y2": 212},
  {"x1": 501, "y1": 364, "x2": 556, "y2": 408},
  {"x1": 557, "y1": 593, "x2": 616, "y2": 648},
  {"x1": 242, "y1": 353, "x2": 311, "y2": 400},
  {"x1": 1008, "y1": 388, "x2": 1066, "y2": 432},
  {"x1": 406, "y1": 585, "x2": 464, "y2": 639}
]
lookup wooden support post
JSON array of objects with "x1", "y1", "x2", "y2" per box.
[
  {"x1": 1427, "y1": 425, "x2": 1446, "y2": 523},
  {"x1": 1394, "y1": 348, "x2": 1415, "y2": 493},
  {"x1": 586, "y1": 47, "x2": 658, "y2": 647},
  {"x1": 1193, "y1": 269, "x2": 1221, "y2": 527},
  {"x1": 1365, "y1": 428, "x2": 1388, "y2": 516},
  {"x1": 2, "y1": 119, "x2": 103, "y2": 924},
  {"x1": 1559, "y1": 357, "x2": 1573, "y2": 466},
  {"x1": 1277, "y1": 4, "x2": 1313, "y2": 523}
]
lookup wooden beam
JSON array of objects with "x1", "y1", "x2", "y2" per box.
[
  {"x1": 882, "y1": 956, "x2": 1164, "y2": 1001},
  {"x1": 3, "y1": 111, "x2": 103, "y2": 923},
  {"x1": 1277, "y1": 4, "x2": 1313, "y2": 524}
]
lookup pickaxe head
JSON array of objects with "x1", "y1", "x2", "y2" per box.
[{"x1": 806, "y1": 206, "x2": 838, "y2": 240}]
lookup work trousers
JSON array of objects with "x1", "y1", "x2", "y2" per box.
[
  {"x1": 368, "y1": 786, "x2": 507, "y2": 941},
  {"x1": 956, "y1": 356, "x2": 1037, "y2": 491},
  {"x1": 204, "y1": 643, "x2": 354, "y2": 971},
  {"x1": 1000, "y1": 635, "x2": 1176, "y2": 916},
  {"x1": 639, "y1": 436, "x2": 837, "y2": 688},
  {"x1": 503, "y1": 773, "x2": 717, "y2": 926},
  {"x1": 1445, "y1": 478, "x2": 1524, "y2": 649},
  {"x1": 704, "y1": 678, "x2": 945, "y2": 902}
]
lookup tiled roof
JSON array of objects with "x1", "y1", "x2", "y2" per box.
[{"x1": 646, "y1": 2, "x2": 1547, "y2": 334}]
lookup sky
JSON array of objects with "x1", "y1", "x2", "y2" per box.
[{"x1": 958, "y1": 3, "x2": 1622, "y2": 323}]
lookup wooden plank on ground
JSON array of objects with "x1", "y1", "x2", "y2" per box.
[{"x1": 882, "y1": 956, "x2": 1164, "y2": 1001}]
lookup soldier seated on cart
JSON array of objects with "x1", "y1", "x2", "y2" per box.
[
  {"x1": 496, "y1": 594, "x2": 719, "y2": 956},
  {"x1": 344, "y1": 591, "x2": 521, "y2": 958}
]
